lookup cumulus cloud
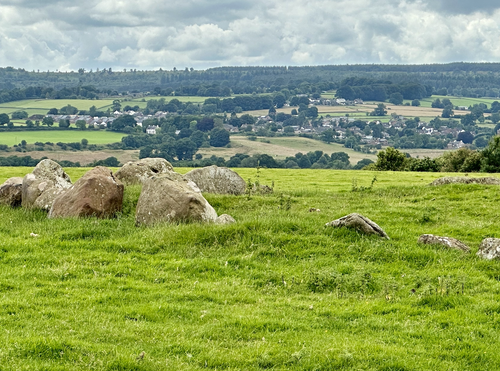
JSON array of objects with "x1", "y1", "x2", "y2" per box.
[{"x1": 0, "y1": 0, "x2": 500, "y2": 71}]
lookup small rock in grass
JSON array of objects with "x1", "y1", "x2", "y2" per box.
[
  {"x1": 418, "y1": 234, "x2": 470, "y2": 253},
  {"x1": 477, "y1": 238, "x2": 500, "y2": 260},
  {"x1": 215, "y1": 214, "x2": 236, "y2": 225},
  {"x1": 430, "y1": 177, "x2": 500, "y2": 186},
  {"x1": 325, "y1": 213, "x2": 389, "y2": 239}
]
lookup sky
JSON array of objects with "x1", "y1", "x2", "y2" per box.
[{"x1": 1, "y1": 0, "x2": 500, "y2": 71}]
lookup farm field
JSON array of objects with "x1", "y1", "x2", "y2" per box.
[
  {"x1": 0, "y1": 99, "x2": 116, "y2": 116},
  {"x1": 0, "y1": 149, "x2": 139, "y2": 166},
  {"x1": 0, "y1": 130, "x2": 125, "y2": 146},
  {"x1": 1, "y1": 167, "x2": 500, "y2": 370},
  {"x1": 417, "y1": 95, "x2": 499, "y2": 108},
  {"x1": 199, "y1": 136, "x2": 378, "y2": 163}
]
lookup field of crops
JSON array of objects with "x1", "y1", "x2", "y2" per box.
[{"x1": 2, "y1": 166, "x2": 500, "y2": 370}]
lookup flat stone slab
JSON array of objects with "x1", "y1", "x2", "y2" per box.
[
  {"x1": 326, "y1": 213, "x2": 389, "y2": 239},
  {"x1": 430, "y1": 177, "x2": 500, "y2": 186},
  {"x1": 418, "y1": 234, "x2": 470, "y2": 253}
]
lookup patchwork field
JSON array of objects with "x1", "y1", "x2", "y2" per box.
[{"x1": 1, "y1": 166, "x2": 500, "y2": 370}]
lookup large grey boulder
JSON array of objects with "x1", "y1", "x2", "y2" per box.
[
  {"x1": 22, "y1": 159, "x2": 72, "y2": 211},
  {"x1": 183, "y1": 165, "x2": 247, "y2": 195},
  {"x1": 477, "y1": 238, "x2": 500, "y2": 260},
  {"x1": 430, "y1": 177, "x2": 500, "y2": 186},
  {"x1": 0, "y1": 177, "x2": 23, "y2": 207},
  {"x1": 326, "y1": 213, "x2": 389, "y2": 239},
  {"x1": 49, "y1": 167, "x2": 124, "y2": 219},
  {"x1": 135, "y1": 175, "x2": 218, "y2": 226},
  {"x1": 418, "y1": 234, "x2": 470, "y2": 253},
  {"x1": 114, "y1": 158, "x2": 175, "y2": 185}
]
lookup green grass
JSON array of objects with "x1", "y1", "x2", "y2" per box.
[
  {"x1": 0, "y1": 99, "x2": 115, "y2": 114},
  {"x1": 2, "y1": 167, "x2": 500, "y2": 369},
  {"x1": 0, "y1": 131, "x2": 125, "y2": 146},
  {"x1": 417, "y1": 95, "x2": 498, "y2": 109}
]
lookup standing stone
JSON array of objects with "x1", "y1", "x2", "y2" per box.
[
  {"x1": 49, "y1": 167, "x2": 124, "y2": 219},
  {"x1": 325, "y1": 213, "x2": 389, "y2": 239},
  {"x1": 114, "y1": 158, "x2": 175, "y2": 185},
  {"x1": 418, "y1": 234, "x2": 470, "y2": 253},
  {"x1": 22, "y1": 159, "x2": 72, "y2": 211},
  {"x1": 0, "y1": 177, "x2": 23, "y2": 207},
  {"x1": 135, "y1": 175, "x2": 218, "y2": 226},
  {"x1": 183, "y1": 165, "x2": 247, "y2": 195},
  {"x1": 477, "y1": 238, "x2": 500, "y2": 260}
]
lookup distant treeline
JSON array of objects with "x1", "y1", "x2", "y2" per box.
[
  {"x1": 335, "y1": 77, "x2": 432, "y2": 101},
  {"x1": 4, "y1": 63, "x2": 500, "y2": 100},
  {"x1": 0, "y1": 151, "x2": 372, "y2": 170}
]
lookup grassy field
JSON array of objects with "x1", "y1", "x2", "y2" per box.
[
  {"x1": 417, "y1": 95, "x2": 498, "y2": 108},
  {"x1": 0, "y1": 131, "x2": 125, "y2": 146},
  {"x1": 0, "y1": 149, "x2": 140, "y2": 166},
  {"x1": 200, "y1": 136, "x2": 378, "y2": 163},
  {"x1": 1, "y1": 167, "x2": 500, "y2": 370},
  {"x1": 0, "y1": 99, "x2": 116, "y2": 116}
]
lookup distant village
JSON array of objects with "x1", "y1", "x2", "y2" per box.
[{"x1": 38, "y1": 95, "x2": 479, "y2": 151}]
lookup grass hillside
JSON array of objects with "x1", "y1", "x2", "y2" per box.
[{"x1": 1, "y1": 167, "x2": 500, "y2": 370}]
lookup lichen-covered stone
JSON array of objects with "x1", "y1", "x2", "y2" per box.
[
  {"x1": 326, "y1": 213, "x2": 389, "y2": 239},
  {"x1": 215, "y1": 214, "x2": 236, "y2": 225},
  {"x1": 114, "y1": 158, "x2": 175, "y2": 185},
  {"x1": 184, "y1": 165, "x2": 247, "y2": 195},
  {"x1": 22, "y1": 159, "x2": 72, "y2": 211},
  {"x1": 135, "y1": 175, "x2": 217, "y2": 226},
  {"x1": 49, "y1": 166, "x2": 124, "y2": 219},
  {"x1": 418, "y1": 234, "x2": 470, "y2": 253},
  {"x1": 0, "y1": 177, "x2": 23, "y2": 207},
  {"x1": 430, "y1": 177, "x2": 500, "y2": 186},
  {"x1": 477, "y1": 238, "x2": 500, "y2": 260}
]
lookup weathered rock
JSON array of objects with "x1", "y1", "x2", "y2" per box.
[
  {"x1": 49, "y1": 167, "x2": 124, "y2": 219},
  {"x1": 477, "y1": 238, "x2": 500, "y2": 260},
  {"x1": 114, "y1": 158, "x2": 175, "y2": 185},
  {"x1": 22, "y1": 159, "x2": 72, "y2": 210},
  {"x1": 0, "y1": 177, "x2": 23, "y2": 207},
  {"x1": 430, "y1": 177, "x2": 500, "y2": 186},
  {"x1": 215, "y1": 214, "x2": 236, "y2": 225},
  {"x1": 418, "y1": 234, "x2": 470, "y2": 253},
  {"x1": 325, "y1": 213, "x2": 389, "y2": 239},
  {"x1": 184, "y1": 165, "x2": 247, "y2": 195},
  {"x1": 135, "y1": 175, "x2": 218, "y2": 226}
]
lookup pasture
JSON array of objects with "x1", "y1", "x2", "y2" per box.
[
  {"x1": 0, "y1": 131, "x2": 125, "y2": 146},
  {"x1": 1, "y1": 166, "x2": 500, "y2": 370},
  {"x1": 199, "y1": 136, "x2": 378, "y2": 163},
  {"x1": 0, "y1": 99, "x2": 116, "y2": 116}
]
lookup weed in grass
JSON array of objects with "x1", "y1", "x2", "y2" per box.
[{"x1": 351, "y1": 174, "x2": 378, "y2": 192}]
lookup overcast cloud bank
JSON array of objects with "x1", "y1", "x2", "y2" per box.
[{"x1": 1, "y1": 0, "x2": 500, "y2": 71}]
